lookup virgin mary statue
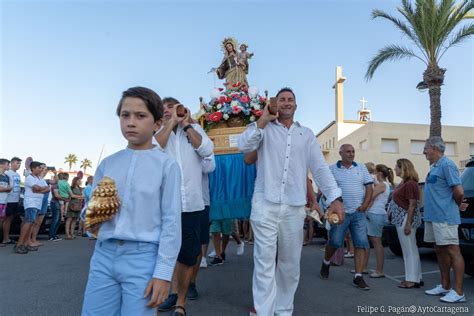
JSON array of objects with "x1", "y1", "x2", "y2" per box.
[{"x1": 216, "y1": 37, "x2": 248, "y2": 89}]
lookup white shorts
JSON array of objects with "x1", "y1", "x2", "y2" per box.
[{"x1": 424, "y1": 221, "x2": 459, "y2": 245}]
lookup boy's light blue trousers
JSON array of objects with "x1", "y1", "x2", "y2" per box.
[{"x1": 82, "y1": 239, "x2": 159, "y2": 316}]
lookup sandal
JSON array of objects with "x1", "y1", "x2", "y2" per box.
[
  {"x1": 398, "y1": 281, "x2": 421, "y2": 289},
  {"x1": 173, "y1": 305, "x2": 186, "y2": 316}
]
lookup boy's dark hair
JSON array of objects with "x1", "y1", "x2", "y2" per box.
[
  {"x1": 116, "y1": 87, "x2": 164, "y2": 122},
  {"x1": 162, "y1": 97, "x2": 180, "y2": 106},
  {"x1": 276, "y1": 87, "x2": 296, "y2": 100},
  {"x1": 63, "y1": 173, "x2": 70, "y2": 180},
  {"x1": 0, "y1": 158, "x2": 10, "y2": 165},
  {"x1": 11, "y1": 157, "x2": 22, "y2": 163},
  {"x1": 30, "y1": 161, "x2": 42, "y2": 170}
]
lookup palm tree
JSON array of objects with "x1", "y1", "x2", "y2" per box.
[
  {"x1": 80, "y1": 158, "x2": 93, "y2": 175},
  {"x1": 64, "y1": 154, "x2": 78, "y2": 171},
  {"x1": 366, "y1": 0, "x2": 474, "y2": 137}
]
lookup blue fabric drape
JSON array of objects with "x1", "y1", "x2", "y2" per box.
[{"x1": 209, "y1": 153, "x2": 256, "y2": 220}]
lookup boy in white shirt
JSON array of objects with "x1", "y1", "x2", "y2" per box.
[
  {"x1": 16, "y1": 161, "x2": 50, "y2": 254},
  {"x1": 3, "y1": 157, "x2": 22, "y2": 245},
  {"x1": 0, "y1": 158, "x2": 12, "y2": 246},
  {"x1": 82, "y1": 87, "x2": 182, "y2": 315}
]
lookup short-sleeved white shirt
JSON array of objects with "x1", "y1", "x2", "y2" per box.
[{"x1": 24, "y1": 175, "x2": 47, "y2": 210}]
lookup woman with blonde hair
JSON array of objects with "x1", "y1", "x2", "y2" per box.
[
  {"x1": 364, "y1": 164, "x2": 394, "y2": 278},
  {"x1": 389, "y1": 158, "x2": 422, "y2": 288}
]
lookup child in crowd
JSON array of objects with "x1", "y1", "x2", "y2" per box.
[
  {"x1": 58, "y1": 173, "x2": 72, "y2": 221},
  {"x1": 16, "y1": 161, "x2": 50, "y2": 254},
  {"x1": 81, "y1": 87, "x2": 182, "y2": 315}
]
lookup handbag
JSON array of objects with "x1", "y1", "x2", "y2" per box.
[{"x1": 387, "y1": 200, "x2": 422, "y2": 228}]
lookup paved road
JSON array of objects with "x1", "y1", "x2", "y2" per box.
[{"x1": 1, "y1": 236, "x2": 473, "y2": 316}]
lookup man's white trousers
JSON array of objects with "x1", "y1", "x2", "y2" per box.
[{"x1": 250, "y1": 193, "x2": 306, "y2": 316}]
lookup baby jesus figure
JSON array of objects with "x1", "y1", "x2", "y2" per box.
[{"x1": 237, "y1": 43, "x2": 254, "y2": 75}]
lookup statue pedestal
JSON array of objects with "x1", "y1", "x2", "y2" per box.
[{"x1": 207, "y1": 126, "x2": 246, "y2": 155}]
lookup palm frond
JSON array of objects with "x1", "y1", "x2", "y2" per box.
[
  {"x1": 365, "y1": 45, "x2": 424, "y2": 80},
  {"x1": 438, "y1": 24, "x2": 474, "y2": 61},
  {"x1": 436, "y1": 0, "x2": 474, "y2": 60},
  {"x1": 372, "y1": 9, "x2": 424, "y2": 51}
]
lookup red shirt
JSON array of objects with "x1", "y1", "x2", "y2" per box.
[{"x1": 392, "y1": 179, "x2": 420, "y2": 210}]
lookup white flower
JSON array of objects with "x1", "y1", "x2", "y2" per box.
[
  {"x1": 250, "y1": 115, "x2": 256, "y2": 122},
  {"x1": 230, "y1": 100, "x2": 240, "y2": 107},
  {"x1": 252, "y1": 103, "x2": 261, "y2": 110},
  {"x1": 216, "y1": 104, "x2": 222, "y2": 110},
  {"x1": 223, "y1": 114, "x2": 229, "y2": 120}
]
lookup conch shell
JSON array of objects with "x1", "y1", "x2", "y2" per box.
[
  {"x1": 84, "y1": 176, "x2": 120, "y2": 235},
  {"x1": 326, "y1": 212, "x2": 340, "y2": 224}
]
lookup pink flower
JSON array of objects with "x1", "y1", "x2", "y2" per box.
[
  {"x1": 218, "y1": 96, "x2": 227, "y2": 104},
  {"x1": 208, "y1": 112, "x2": 223, "y2": 122},
  {"x1": 232, "y1": 106, "x2": 242, "y2": 114},
  {"x1": 259, "y1": 96, "x2": 267, "y2": 103},
  {"x1": 240, "y1": 95, "x2": 250, "y2": 103},
  {"x1": 218, "y1": 88, "x2": 224, "y2": 91},
  {"x1": 252, "y1": 109, "x2": 263, "y2": 117}
]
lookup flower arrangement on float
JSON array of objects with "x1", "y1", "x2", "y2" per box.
[{"x1": 197, "y1": 82, "x2": 267, "y2": 131}]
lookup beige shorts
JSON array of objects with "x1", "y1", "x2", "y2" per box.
[{"x1": 424, "y1": 221, "x2": 459, "y2": 245}]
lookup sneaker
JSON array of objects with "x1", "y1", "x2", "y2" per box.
[
  {"x1": 369, "y1": 271, "x2": 385, "y2": 278},
  {"x1": 15, "y1": 245, "x2": 28, "y2": 254},
  {"x1": 53, "y1": 236, "x2": 63, "y2": 241},
  {"x1": 353, "y1": 276, "x2": 370, "y2": 290},
  {"x1": 440, "y1": 289, "x2": 466, "y2": 303},
  {"x1": 350, "y1": 269, "x2": 369, "y2": 274},
  {"x1": 221, "y1": 252, "x2": 226, "y2": 261},
  {"x1": 200, "y1": 257, "x2": 208, "y2": 268},
  {"x1": 158, "y1": 293, "x2": 177, "y2": 312},
  {"x1": 236, "y1": 242, "x2": 245, "y2": 255},
  {"x1": 210, "y1": 256, "x2": 224, "y2": 266},
  {"x1": 344, "y1": 252, "x2": 354, "y2": 258},
  {"x1": 48, "y1": 237, "x2": 55, "y2": 241},
  {"x1": 320, "y1": 261, "x2": 330, "y2": 279},
  {"x1": 208, "y1": 250, "x2": 216, "y2": 258},
  {"x1": 425, "y1": 284, "x2": 450, "y2": 296},
  {"x1": 186, "y1": 282, "x2": 198, "y2": 300}
]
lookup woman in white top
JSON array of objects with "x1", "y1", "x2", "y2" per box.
[{"x1": 364, "y1": 164, "x2": 394, "y2": 278}]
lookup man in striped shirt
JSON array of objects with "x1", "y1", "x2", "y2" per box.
[{"x1": 320, "y1": 144, "x2": 373, "y2": 290}]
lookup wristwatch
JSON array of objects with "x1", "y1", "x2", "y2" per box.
[
  {"x1": 334, "y1": 196, "x2": 343, "y2": 203},
  {"x1": 183, "y1": 124, "x2": 193, "y2": 132}
]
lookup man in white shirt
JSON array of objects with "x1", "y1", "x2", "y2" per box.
[
  {"x1": 16, "y1": 161, "x2": 50, "y2": 254},
  {"x1": 155, "y1": 97, "x2": 214, "y2": 316},
  {"x1": 3, "y1": 157, "x2": 22, "y2": 245},
  {"x1": 238, "y1": 88, "x2": 344, "y2": 316}
]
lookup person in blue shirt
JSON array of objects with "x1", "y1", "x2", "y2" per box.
[
  {"x1": 81, "y1": 87, "x2": 182, "y2": 315},
  {"x1": 423, "y1": 136, "x2": 466, "y2": 303}
]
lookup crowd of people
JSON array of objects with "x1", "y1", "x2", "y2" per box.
[
  {"x1": 0, "y1": 158, "x2": 95, "y2": 253},
  {"x1": 0, "y1": 86, "x2": 469, "y2": 315}
]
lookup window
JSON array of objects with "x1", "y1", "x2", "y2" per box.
[
  {"x1": 445, "y1": 142, "x2": 456, "y2": 156},
  {"x1": 470, "y1": 143, "x2": 474, "y2": 156},
  {"x1": 359, "y1": 140, "x2": 368, "y2": 150},
  {"x1": 381, "y1": 138, "x2": 398, "y2": 153},
  {"x1": 410, "y1": 140, "x2": 425, "y2": 155},
  {"x1": 333, "y1": 137, "x2": 336, "y2": 149}
]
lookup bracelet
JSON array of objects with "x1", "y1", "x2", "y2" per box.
[{"x1": 183, "y1": 124, "x2": 193, "y2": 132}]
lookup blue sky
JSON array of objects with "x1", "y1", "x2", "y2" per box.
[{"x1": 1, "y1": 0, "x2": 472, "y2": 174}]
